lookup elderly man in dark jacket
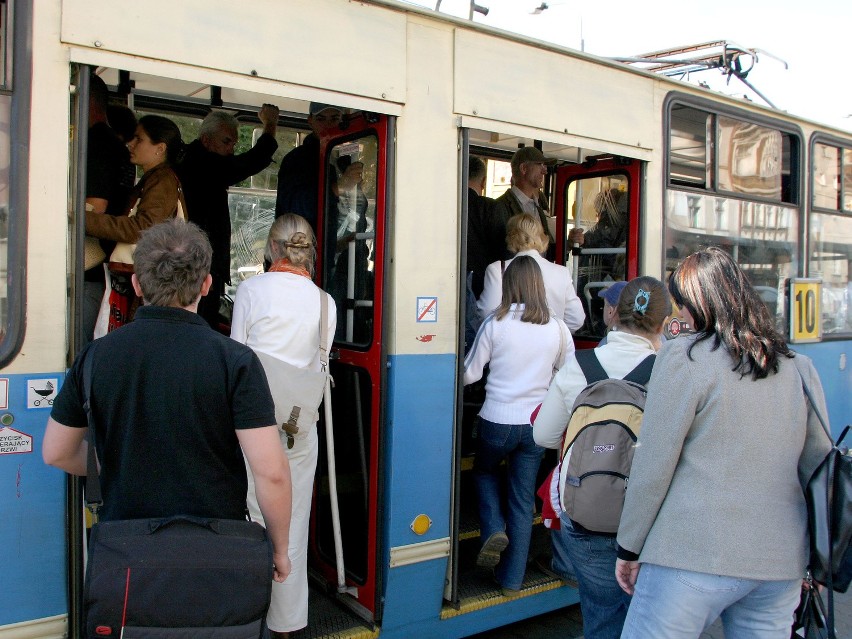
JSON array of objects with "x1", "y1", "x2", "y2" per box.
[{"x1": 177, "y1": 104, "x2": 279, "y2": 329}]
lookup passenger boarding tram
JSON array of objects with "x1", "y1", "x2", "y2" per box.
[{"x1": 1, "y1": 1, "x2": 850, "y2": 637}]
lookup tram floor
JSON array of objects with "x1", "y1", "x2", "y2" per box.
[{"x1": 288, "y1": 526, "x2": 572, "y2": 639}]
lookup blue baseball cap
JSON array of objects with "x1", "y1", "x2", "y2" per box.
[{"x1": 598, "y1": 281, "x2": 627, "y2": 306}]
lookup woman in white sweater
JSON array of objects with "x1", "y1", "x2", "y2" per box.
[
  {"x1": 533, "y1": 276, "x2": 669, "y2": 639},
  {"x1": 477, "y1": 214, "x2": 585, "y2": 333},
  {"x1": 231, "y1": 214, "x2": 336, "y2": 638},
  {"x1": 464, "y1": 255, "x2": 572, "y2": 595}
]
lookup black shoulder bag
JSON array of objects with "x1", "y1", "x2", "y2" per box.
[
  {"x1": 796, "y1": 380, "x2": 852, "y2": 639},
  {"x1": 81, "y1": 348, "x2": 274, "y2": 638}
]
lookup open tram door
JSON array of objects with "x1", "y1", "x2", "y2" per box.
[
  {"x1": 553, "y1": 156, "x2": 642, "y2": 344},
  {"x1": 310, "y1": 111, "x2": 391, "y2": 623}
]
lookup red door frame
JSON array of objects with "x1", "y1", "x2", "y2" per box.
[
  {"x1": 553, "y1": 157, "x2": 642, "y2": 349},
  {"x1": 310, "y1": 113, "x2": 389, "y2": 618},
  {"x1": 554, "y1": 156, "x2": 642, "y2": 276}
]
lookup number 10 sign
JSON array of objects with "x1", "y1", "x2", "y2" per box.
[{"x1": 789, "y1": 279, "x2": 821, "y2": 343}]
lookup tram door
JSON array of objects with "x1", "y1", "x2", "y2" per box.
[
  {"x1": 554, "y1": 157, "x2": 642, "y2": 342},
  {"x1": 311, "y1": 113, "x2": 389, "y2": 620}
]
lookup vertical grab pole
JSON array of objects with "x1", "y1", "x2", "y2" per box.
[{"x1": 322, "y1": 377, "x2": 356, "y2": 595}]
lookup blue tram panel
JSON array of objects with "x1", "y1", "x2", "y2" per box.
[{"x1": 0, "y1": 372, "x2": 67, "y2": 626}]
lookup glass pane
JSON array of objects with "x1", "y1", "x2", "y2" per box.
[
  {"x1": 843, "y1": 149, "x2": 852, "y2": 213},
  {"x1": 0, "y1": 1, "x2": 9, "y2": 90},
  {"x1": 240, "y1": 126, "x2": 300, "y2": 191},
  {"x1": 669, "y1": 105, "x2": 710, "y2": 189},
  {"x1": 227, "y1": 190, "x2": 276, "y2": 297},
  {"x1": 324, "y1": 135, "x2": 378, "y2": 347},
  {"x1": 810, "y1": 211, "x2": 852, "y2": 335},
  {"x1": 717, "y1": 117, "x2": 782, "y2": 199},
  {"x1": 0, "y1": 95, "x2": 10, "y2": 341},
  {"x1": 565, "y1": 175, "x2": 629, "y2": 338},
  {"x1": 813, "y1": 143, "x2": 840, "y2": 210},
  {"x1": 666, "y1": 189, "x2": 798, "y2": 326}
]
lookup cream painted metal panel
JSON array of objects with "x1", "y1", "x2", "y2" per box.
[
  {"x1": 6, "y1": 0, "x2": 74, "y2": 374},
  {"x1": 67, "y1": 47, "x2": 402, "y2": 116},
  {"x1": 454, "y1": 30, "x2": 656, "y2": 152},
  {"x1": 459, "y1": 115, "x2": 653, "y2": 161},
  {"x1": 392, "y1": 17, "x2": 459, "y2": 356},
  {"x1": 60, "y1": 0, "x2": 406, "y2": 105}
]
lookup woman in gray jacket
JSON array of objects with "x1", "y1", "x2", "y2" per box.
[{"x1": 615, "y1": 247, "x2": 832, "y2": 638}]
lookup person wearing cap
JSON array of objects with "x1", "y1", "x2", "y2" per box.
[
  {"x1": 176, "y1": 104, "x2": 280, "y2": 330},
  {"x1": 490, "y1": 146, "x2": 556, "y2": 261},
  {"x1": 597, "y1": 280, "x2": 628, "y2": 345},
  {"x1": 275, "y1": 102, "x2": 353, "y2": 230}
]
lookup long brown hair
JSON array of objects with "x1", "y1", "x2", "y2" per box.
[
  {"x1": 668, "y1": 246, "x2": 792, "y2": 379},
  {"x1": 494, "y1": 255, "x2": 550, "y2": 324}
]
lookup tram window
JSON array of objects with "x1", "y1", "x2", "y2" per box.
[
  {"x1": 324, "y1": 134, "x2": 378, "y2": 347},
  {"x1": 665, "y1": 191, "x2": 798, "y2": 323},
  {"x1": 844, "y1": 149, "x2": 852, "y2": 213},
  {"x1": 813, "y1": 143, "x2": 840, "y2": 210},
  {"x1": 0, "y1": 1, "x2": 9, "y2": 90},
  {"x1": 566, "y1": 175, "x2": 629, "y2": 337},
  {"x1": 0, "y1": 94, "x2": 9, "y2": 337},
  {"x1": 669, "y1": 105, "x2": 710, "y2": 189},
  {"x1": 810, "y1": 210, "x2": 852, "y2": 335},
  {"x1": 717, "y1": 117, "x2": 783, "y2": 200},
  {"x1": 669, "y1": 105, "x2": 796, "y2": 205}
]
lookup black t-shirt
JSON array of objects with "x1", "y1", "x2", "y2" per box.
[
  {"x1": 87, "y1": 122, "x2": 134, "y2": 216},
  {"x1": 51, "y1": 306, "x2": 276, "y2": 521}
]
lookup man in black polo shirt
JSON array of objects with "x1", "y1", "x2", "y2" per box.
[{"x1": 44, "y1": 219, "x2": 293, "y2": 583}]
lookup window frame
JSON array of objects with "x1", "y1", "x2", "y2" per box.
[
  {"x1": 810, "y1": 133, "x2": 852, "y2": 216},
  {"x1": 665, "y1": 93, "x2": 803, "y2": 208},
  {"x1": 0, "y1": 0, "x2": 31, "y2": 368}
]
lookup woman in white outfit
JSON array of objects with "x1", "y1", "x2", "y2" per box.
[
  {"x1": 477, "y1": 214, "x2": 585, "y2": 333},
  {"x1": 231, "y1": 214, "x2": 336, "y2": 638}
]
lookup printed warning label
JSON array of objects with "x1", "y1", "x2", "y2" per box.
[{"x1": 0, "y1": 427, "x2": 32, "y2": 455}]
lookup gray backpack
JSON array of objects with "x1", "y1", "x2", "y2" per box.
[{"x1": 560, "y1": 350, "x2": 655, "y2": 534}]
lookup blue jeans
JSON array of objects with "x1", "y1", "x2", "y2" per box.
[
  {"x1": 474, "y1": 418, "x2": 544, "y2": 590},
  {"x1": 621, "y1": 563, "x2": 801, "y2": 639},
  {"x1": 557, "y1": 513, "x2": 630, "y2": 639}
]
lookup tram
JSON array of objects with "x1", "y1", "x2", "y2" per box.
[{"x1": 1, "y1": 1, "x2": 850, "y2": 637}]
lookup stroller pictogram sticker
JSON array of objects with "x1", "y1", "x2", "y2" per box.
[{"x1": 27, "y1": 379, "x2": 58, "y2": 408}]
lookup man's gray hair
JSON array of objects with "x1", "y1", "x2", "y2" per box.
[
  {"x1": 134, "y1": 219, "x2": 212, "y2": 308},
  {"x1": 200, "y1": 111, "x2": 238, "y2": 139}
]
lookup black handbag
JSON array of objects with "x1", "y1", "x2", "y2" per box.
[
  {"x1": 791, "y1": 573, "x2": 829, "y2": 639},
  {"x1": 81, "y1": 349, "x2": 273, "y2": 638},
  {"x1": 801, "y1": 381, "x2": 852, "y2": 639}
]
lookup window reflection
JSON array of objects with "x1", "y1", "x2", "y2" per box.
[
  {"x1": 718, "y1": 117, "x2": 782, "y2": 199},
  {"x1": 324, "y1": 135, "x2": 377, "y2": 347},
  {"x1": 810, "y1": 211, "x2": 852, "y2": 335},
  {"x1": 0, "y1": 95, "x2": 10, "y2": 340},
  {"x1": 670, "y1": 105, "x2": 710, "y2": 189},
  {"x1": 565, "y1": 174, "x2": 629, "y2": 337},
  {"x1": 813, "y1": 143, "x2": 840, "y2": 210},
  {"x1": 665, "y1": 190, "x2": 798, "y2": 325}
]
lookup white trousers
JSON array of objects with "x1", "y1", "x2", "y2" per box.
[{"x1": 246, "y1": 425, "x2": 318, "y2": 633}]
